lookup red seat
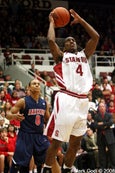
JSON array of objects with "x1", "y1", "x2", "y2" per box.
[
  {"x1": 21, "y1": 55, "x2": 32, "y2": 64},
  {"x1": 35, "y1": 56, "x2": 44, "y2": 65},
  {"x1": 100, "y1": 72, "x2": 107, "y2": 78}
]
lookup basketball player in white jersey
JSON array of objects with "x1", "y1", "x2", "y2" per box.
[{"x1": 42, "y1": 9, "x2": 99, "y2": 173}]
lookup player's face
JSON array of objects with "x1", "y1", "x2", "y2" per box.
[
  {"x1": 29, "y1": 79, "x2": 40, "y2": 93},
  {"x1": 64, "y1": 37, "x2": 77, "y2": 52}
]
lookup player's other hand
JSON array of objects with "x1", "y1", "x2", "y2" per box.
[
  {"x1": 16, "y1": 113, "x2": 25, "y2": 121},
  {"x1": 69, "y1": 9, "x2": 82, "y2": 25}
]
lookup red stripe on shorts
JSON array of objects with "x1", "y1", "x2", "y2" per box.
[{"x1": 60, "y1": 89, "x2": 87, "y2": 98}]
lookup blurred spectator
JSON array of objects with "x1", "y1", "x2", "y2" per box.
[
  {"x1": 22, "y1": 37, "x2": 33, "y2": 49},
  {"x1": 100, "y1": 77, "x2": 112, "y2": 102},
  {"x1": 34, "y1": 70, "x2": 46, "y2": 85},
  {"x1": 11, "y1": 90, "x2": 19, "y2": 106},
  {"x1": 28, "y1": 62, "x2": 36, "y2": 76},
  {"x1": 4, "y1": 101, "x2": 12, "y2": 114},
  {"x1": 92, "y1": 82, "x2": 104, "y2": 106},
  {"x1": 3, "y1": 47, "x2": 12, "y2": 66},
  {"x1": 109, "y1": 80, "x2": 115, "y2": 95},
  {"x1": 111, "y1": 69, "x2": 115, "y2": 84},
  {"x1": 0, "y1": 82, "x2": 12, "y2": 95},
  {"x1": 0, "y1": 127, "x2": 8, "y2": 173},
  {"x1": 99, "y1": 98, "x2": 109, "y2": 112},
  {"x1": 0, "y1": 90, "x2": 12, "y2": 106},
  {"x1": 7, "y1": 124, "x2": 17, "y2": 170},
  {"x1": 34, "y1": 69, "x2": 41, "y2": 78},
  {"x1": 108, "y1": 100, "x2": 115, "y2": 114},
  {"x1": 4, "y1": 74, "x2": 12, "y2": 82},
  {"x1": 0, "y1": 115, "x2": 5, "y2": 128},
  {"x1": 91, "y1": 78, "x2": 97, "y2": 90},
  {"x1": 88, "y1": 92, "x2": 97, "y2": 113},
  {"x1": 94, "y1": 102, "x2": 115, "y2": 169},
  {"x1": 40, "y1": 70, "x2": 49, "y2": 80},
  {"x1": 13, "y1": 79, "x2": 23, "y2": 89},
  {"x1": 4, "y1": 74, "x2": 15, "y2": 91},
  {"x1": 84, "y1": 128, "x2": 99, "y2": 168},
  {"x1": 108, "y1": 94, "x2": 115, "y2": 125},
  {"x1": 100, "y1": 77, "x2": 112, "y2": 92},
  {"x1": 87, "y1": 111, "x2": 95, "y2": 132},
  {"x1": 45, "y1": 75, "x2": 55, "y2": 87},
  {"x1": 34, "y1": 40, "x2": 42, "y2": 49},
  {"x1": 0, "y1": 110, "x2": 10, "y2": 128},
  {"x1": 10, "y1": 36, "x2": 20, "y2": 48},
  {"x1": 109, "y1": 94, "x2": 115, "y2": 103},
  {"x1": 73, "y1": 135, "x2": 97, "y2": 170},
  {"x1": 13, "y1": 80, "x2": 25, "y2": 98}
]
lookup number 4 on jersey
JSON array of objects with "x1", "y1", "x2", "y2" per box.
[{"x1": 76, "y1": 64, "x2": 83, "y2": 76}]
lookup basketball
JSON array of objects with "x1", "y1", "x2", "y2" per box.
[{"x1": 52, "y1": 7, "x2": 70, "y2": 28}]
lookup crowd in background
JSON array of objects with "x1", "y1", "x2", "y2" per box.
[
  {"x1": 0, "y1": 1, "x2": 115, "y2": 54},
  {"x1": 0, "y1": 60, "x2": 115, "y2": 172}
]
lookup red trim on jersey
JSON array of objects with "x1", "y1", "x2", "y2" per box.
[
  {"x1": 54, "y1": 63, "x2": 66, "y2": 88},
  {"x1": 47, "y1": 114, "x2": 55, "y2": 137},
  {"x1": 54, "y1": 63, "x2": 63, "y2": 78},
  {"x1": 56, "y1": 96, "x2": 59, "y2": 113},
  {"x1": 60, "y1": 89, "x2": 87, "y2": 98},
  {"x1": 55, "y1": 74, "x2": 66, "y2": 88}
]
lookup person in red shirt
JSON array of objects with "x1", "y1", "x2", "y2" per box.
[
  {"x1": 13, "y1": 81, "x2": 26, "y2": 98},
  {"x1": 7, "y1": 124, "x2": 17, "y2": 170},
  {"x1": 108, "y1": 100, "x2": 115, "y2": 114},
  {"x1": 10, "y1": 91, "x2": 20, "y2": 132},
  {"x1": 0, "y1": 127, "x2": 8, "y2": 173},
  {"x1": 11, "y1": 90, "x2": 20, "y2": 106},
  {"x1": 0, "y1": 90, "x2": 12, "y2": 105},
  {"x1": 4, "y1": 101, "x2": 20, "y2": 133}
]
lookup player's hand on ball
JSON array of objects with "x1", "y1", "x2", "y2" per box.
[{"x1": 49, "y1": 12, "x2": 56, "y2": 27}]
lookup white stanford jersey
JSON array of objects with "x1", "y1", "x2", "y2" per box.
[{"x1": 53, "y1": 50, "x2": 93, "y2": 94}]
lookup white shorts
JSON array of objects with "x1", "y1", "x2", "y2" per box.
[{"x1": 44, "y1": 91, "x2": 88, "y2": 142}]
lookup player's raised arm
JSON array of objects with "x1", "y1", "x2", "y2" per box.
[
  {"x1": 70, "y1": 9, "x2": 100, "y2": 58},
  {"x1": 47, "y1": 12, "x2": 63, "y2": 63}
]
